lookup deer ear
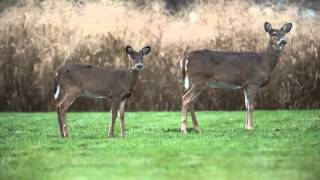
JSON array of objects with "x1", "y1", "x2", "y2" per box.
[
  {"x1": 264, "y1": 22, "x2": 272, "y2": 33},
  {"x1": 281, "y1": 23, "x2": 292, "y2": 33},
  {"x1": 126, "y1": 46, "x2": 134, "y2": 55},
  {"x1": 141, "y1": 46, "x2": 151, "y2": 55}
]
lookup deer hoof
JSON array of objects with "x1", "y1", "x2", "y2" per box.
[
  {"x1": 245, "y1": 126, "x2": 254, "y2": 130},
  {"x1": 194, "y1": 128, "x2": 202, "y2": 134},
  {"x1": 60, "y1": 134, "x2": 69, "y2": 138},
  {"x1": 180, "y1": 129, "x2": 188, "y2": 134},
  {"x1": 107, "y1": 133, "x2": 114, "y2": 139},
  {"x1": 108, "y1": 135, "x2": 114, "y2": 139}
]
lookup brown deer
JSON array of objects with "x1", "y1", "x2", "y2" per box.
[
  {"x1": 53, "y1": 46, "x2": 151, "y2": 138},
  {"x1": 180, "y1": 22, "x2": 292, "y2": 133}
]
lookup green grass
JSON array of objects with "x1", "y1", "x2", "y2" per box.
[{"x1": 0, "y1": 111, "x2": 320, "y2": 180}]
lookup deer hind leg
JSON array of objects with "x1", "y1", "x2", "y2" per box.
[
  {"x1": 181, "y1": 84, "x2": 206, "y2": 134},
  {"x1": 56, "y1": 90, "x2": 81, "y2": 137},
  {"x1": 108, "y1": 98, "x2": 120, "y2": 138},
  {"x1": 119, "y1": 100, "x2": 126, "y2": 138},
  {"x1": 244, "y1": 86, "x2": 258, "y2": 130}
]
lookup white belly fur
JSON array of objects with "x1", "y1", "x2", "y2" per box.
[
  {"x1": 82, "y1": 90, "x2": 107, "y2": 99},
  {"x1": 208, "y1": 81, "x2": 242, "y2": 90}
]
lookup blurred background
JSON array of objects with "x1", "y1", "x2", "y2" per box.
[{"x1": 0, "y1": 0, "x2": 319, "y2": 111}]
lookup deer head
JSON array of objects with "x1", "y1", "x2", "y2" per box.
[
  {"x1": 126, "y1": 46, "x2": 151, "y2": 70},
  {"x1": 264, "y1": 22, "x2": 292, "y2": 51}
]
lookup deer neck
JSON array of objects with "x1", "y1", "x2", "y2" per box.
[
  {"x1": 262, "y1": 41, "x2": 281, "y2": 71},
  {"x1": 128, "y1": 69, "x2": 140, "y2": 91}
]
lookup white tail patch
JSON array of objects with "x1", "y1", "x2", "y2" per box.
[
  {"x1": 54, "y1": 85, "x2": 60, "y2": 99},
  {"x1": 185, "y1": 59, "x2": 188, "y2": 71},
  {"x1": 184, "y1": 74, "x2": 190, "y2": 90},
  {"x1": 179, "y1": 58, "x2": 188, "y2": 71},
  {"x1": 181, "y1": 58, "x2": 189, "y2": 90}
]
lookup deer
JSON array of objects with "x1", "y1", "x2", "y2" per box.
[
  {"x1": 179, "y1": 22, "x2": 292, "y2": 133},
  {"x1": 53, "y1": 46, "x2": 151, "y2": 138}
]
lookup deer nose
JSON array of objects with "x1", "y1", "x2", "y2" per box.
[
  {"x1": 135, "y1": 64, "x2": 143, "y2": 70},
  {"x1": 279, "y1": 39, "x2": 287, "y2": 46}
]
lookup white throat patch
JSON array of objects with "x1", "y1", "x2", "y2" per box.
[{"x1": 185, "y1": 59, "x2": 188, "y2": 71}]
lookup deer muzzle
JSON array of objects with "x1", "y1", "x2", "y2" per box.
[
  {"x1": 135, "y1": 63, "x2": 143, "y2": 70},
  {"x1": 278, "y1": 38, "x2": 287, "y2": 47}
]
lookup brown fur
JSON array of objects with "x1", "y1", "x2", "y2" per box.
[
  {"x1": 56, "y1": 64, "x2": 139, "y2": 100},
  {"x1": 180, "y1": 22, "x2": 292, "y2": 133},
  {"x1": 54, "y1": 46, "x2": 151, "y2": 138}
]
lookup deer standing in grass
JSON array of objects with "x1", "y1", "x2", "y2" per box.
[
  {"x1": 180, "y1": 22, "x2": 292, "y2": 133},
  {"x1": 53, "y1": 46, "x2": 151, "y2": 138}
]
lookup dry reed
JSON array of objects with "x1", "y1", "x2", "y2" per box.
[{"x1": 0, "y1": 0, "x2": 319, "y2": 111}]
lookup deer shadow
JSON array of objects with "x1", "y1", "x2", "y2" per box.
[{"x1": 161, "y1": 127, "x2": 193, "y2": 133}]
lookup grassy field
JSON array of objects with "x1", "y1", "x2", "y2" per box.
[{"x1": 0, "y1": 110, "x2": 319, "y2": 180}]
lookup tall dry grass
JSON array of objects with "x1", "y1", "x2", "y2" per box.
[{"x1": 0, "y1": 0, "x2": 319, "y2": 111}]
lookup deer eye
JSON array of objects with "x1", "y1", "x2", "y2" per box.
[{"x1": 272, "y1": 32, "x2": 277, "y2": 36}]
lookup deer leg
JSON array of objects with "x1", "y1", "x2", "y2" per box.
[
  {"x1": 190, "y1": 101, "x2": 201, "y2": 133},
  {"x1": 57, "y1": 95, "x2": 68, "y2": 137},
  {"x1": 181, "y1": 85, "x2": 206, "y2": 134},
  {"x1": 181, "y1": 90, "x2": 191, "y2": 134},
  {"x1": 56, "y1": 91, "x2": 80, "y2": 137},
  {"x1": 108, "y1": 99, "x2": 120, "y2": 138},
  {"x1": 244, "y1": 86, "x2": 258, "y2": 130},
  {"x1": 119, "y1": 100, "x2": 126, "y2": 138}
]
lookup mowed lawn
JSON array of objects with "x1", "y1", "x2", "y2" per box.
[{"x1": 0, "y1": 111, "x2": 319, "y2": 180}]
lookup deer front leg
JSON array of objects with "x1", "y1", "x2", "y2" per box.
[
  {"x1": 119, "y1": 100, "x2": 126, "y2": 138},
  {"x1": 108, "y1": 99, "x2": 120, "y2": 138},
  {"x1": 244, "y1": 86, "x2": 258, "y2": 130}
]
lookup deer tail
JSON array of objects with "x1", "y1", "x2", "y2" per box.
[{"x1": 180, "y1": 56, "x2": 189, "y2": 95}]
